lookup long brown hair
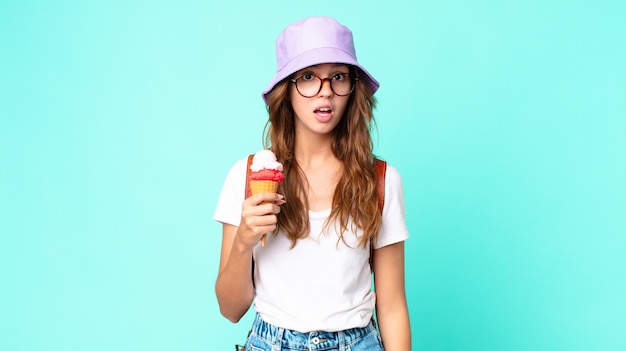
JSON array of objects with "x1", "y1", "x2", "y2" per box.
[{"x1": 264, "y1": 67, "x2": 382, "y2": 248}]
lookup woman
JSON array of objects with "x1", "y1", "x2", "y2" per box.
[{"x1": 214, "y1": 16, "x2": 411, "y2": 350}]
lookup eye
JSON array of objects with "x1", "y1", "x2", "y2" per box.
[
  {"x1": 301, "y1": 74, "x2": 315, "y2": 81},
  {"x1": 333, "y1": 73, "x2": 348, "y2": 81}
]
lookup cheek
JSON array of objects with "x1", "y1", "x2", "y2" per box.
[
  {"x1": 289, "y1": 91, "x2": 309, "y2": 115},
  {"x1": 335, "y1": 98, "x2": 350, "y2": 118}
]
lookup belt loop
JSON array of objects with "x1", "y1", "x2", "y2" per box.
[
  {"x1": 337, "y1": 330, "x2": 346, "y2": 351},
  {"x1": 273, "y1": 327, "x2": 284, "y2": 351}
]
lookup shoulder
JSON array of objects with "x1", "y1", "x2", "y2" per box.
[
  {"x1": 224, "y1": 156, "x2": 249, "y2": 179},
  {"x1": 378, "y1": 161, "x2": 403, "y2": 188},
  {"x1": 381, "y1": 163, "x2": 405, "y2": 209},
  {"x1": 213, "y1": 156, "x2": 250, "y2": 226},
  {"x1": 376, "y1": 162, "x2": 409, "y2": 248},
  {"x1": 217, "y1": 155, "x2": 253, "y2": 199},
  {"x1": 383, "y1": 162, "x2": 401, "y2": 180}
]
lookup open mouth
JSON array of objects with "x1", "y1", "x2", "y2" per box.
[
  {"x1": 315, "y1": 107, "x2": 332, "y2": 114},
  {"x1": 313, "y1": 105, "x2": 334, "y2": 123}
]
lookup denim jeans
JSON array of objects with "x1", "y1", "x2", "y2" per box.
[{"x1": 244, "y1": 313, "x2": 384, "y2": 351}]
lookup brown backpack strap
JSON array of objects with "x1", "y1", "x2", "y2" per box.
[
  {"x1": 245, "y1": 154, "x2": 256, "y2": 285},
  {"x1": 375, "y1": 159, "x2": 387, "y2": 213},
  {"x1": 245, "y1": 154, "x2": 254, "y2": 199},
  {"x1": 371, "y1": 159, "x2": 387, "y2": 270}
]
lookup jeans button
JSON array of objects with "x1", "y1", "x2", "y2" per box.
[{"x1": 311, "y1": 336, "x2": 320, "y2": 344}]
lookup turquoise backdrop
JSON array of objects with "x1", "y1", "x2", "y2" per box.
[{"x1": 1, "y1": 1, "x2": 625, "y2": 350}]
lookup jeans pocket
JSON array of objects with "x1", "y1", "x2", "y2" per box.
[
  {"x1": 246, "y1": 332, "x2": 272, "y2": 351},
  {"x1": 348, "y1": 330, "x2": 384, "y2": 351}
]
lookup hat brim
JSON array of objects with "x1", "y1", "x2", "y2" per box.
[{"x1": 262, "y1": 47, "x2": 379, "y2": 103}]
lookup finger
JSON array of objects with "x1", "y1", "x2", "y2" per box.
[
  {"x1": 242, "y1": 203, "x2": 281, "y2": 219},
  {"x1": 247, "y1": 193, "x2": 284, "y2": 206},
  {"x1": 249, "y1": 213, "x2": 278, "y2": 227},
  {"x1": 241, "y1": 212, "x2": 277, "y2": 232}
]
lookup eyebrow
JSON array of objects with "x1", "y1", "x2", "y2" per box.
[{"x1": 297, "y1": 64, "x2": 350, "y2": 74}]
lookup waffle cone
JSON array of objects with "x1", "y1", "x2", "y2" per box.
[
  {"x1": 249, "y1": 180, "x2": 279, "y2": 247},
  {"x1": 249, "y1": 180, "x2": 279, "y2": 195}
]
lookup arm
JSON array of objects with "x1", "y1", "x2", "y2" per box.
[
  {"x1": 215, "y1": 192, "x2": 283, "y2": 322},
  {"x1": 373, "y1": 241, "x2": 411, "y2": 350}
]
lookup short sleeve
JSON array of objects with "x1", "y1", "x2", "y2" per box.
[
  {"x1": 212, "y1": 158, "x2": 248, "y2": 227},
  {"x1": 374, "y1": 164, "x2": 410, "y2": 249}
]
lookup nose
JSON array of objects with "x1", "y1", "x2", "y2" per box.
[{"x1": 318, "y1": 77, "x2": 334, "y2": 97}]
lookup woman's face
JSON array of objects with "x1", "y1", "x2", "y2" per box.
[{"x1": 289, "y1": 63, "x2": 351, "y2": 138}]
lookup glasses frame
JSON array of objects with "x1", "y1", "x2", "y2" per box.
[{"x1": 290, "y1": 72, "x2": 358, "y2": 98}]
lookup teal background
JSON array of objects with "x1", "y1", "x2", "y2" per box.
[{"x1": 1, "y1": 1, "x2": 625, "y2": 350}]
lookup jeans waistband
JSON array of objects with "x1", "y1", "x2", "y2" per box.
[{"x1": 251, "y1": 313, "x2": 377, "y2": 349}]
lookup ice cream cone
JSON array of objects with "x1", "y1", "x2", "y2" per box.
[
  {"x1": 250, "y1": 180, "x2": 279, "y2": 195},
  {"x1": 249, "y1": 150, "x2": 284, "y2": 247}
]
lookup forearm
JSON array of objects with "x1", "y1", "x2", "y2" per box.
[
  {"x1": 377, "y1": 307, "x2": 411, "y2": 350},
  {"x1": 215, "y1": 236, "x2": 255, "y2": 322}
]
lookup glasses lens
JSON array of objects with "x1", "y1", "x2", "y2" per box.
[
  {"x1": 294, "y1": 74, "x2": 320, "y2": 97},
  {"x1": 330, "y1": 74, "x2": 353, "y2": 96}
]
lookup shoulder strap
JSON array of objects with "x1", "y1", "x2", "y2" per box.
[
  {"x1": 245, "y1": 154, "x2": 254, "y2": 199},
  {"x1": 371, "y1": 158, "x2": 387, "y2": 270},
  {"x1": 374, "y1": 159, "x2": 387, "y2": 213},
  {"x1": 245, "y1": 154, "x2": 256, "y2": 284}
]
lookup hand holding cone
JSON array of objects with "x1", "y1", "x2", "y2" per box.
[{"x1": 249, "y1": 150, "x2": 284, "y2": 246}]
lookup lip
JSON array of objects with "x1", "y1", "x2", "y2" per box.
[{"x1": 313, "y1": 104, "x2": 333, "y2": 123}]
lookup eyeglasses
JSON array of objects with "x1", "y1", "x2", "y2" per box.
[{"x1": 290, "y1": 73, "x2": 358, "y2": 98}]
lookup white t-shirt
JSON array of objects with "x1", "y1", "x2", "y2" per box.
[{"x1": 213, "y1": 157, "x2": 409, "y2": 333}]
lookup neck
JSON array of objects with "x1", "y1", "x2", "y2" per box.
[{"x1": 294, "y1": 135, "x2": 336, "y2": 167}]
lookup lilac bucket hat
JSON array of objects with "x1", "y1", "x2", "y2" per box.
[{"x1": 262, "y1": 16, "x2": 379, "y2": 103}]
